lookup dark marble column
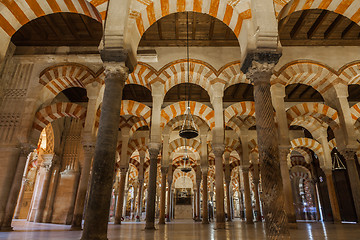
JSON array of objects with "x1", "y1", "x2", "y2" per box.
[
  {"x1": 195, "y1": 179, "x2": 201, "y2": 221},
  {"x1": 166, "y1": 172, "x2": 172, "y2": 222},
  {"x1": 324, "y1": 169, "x2": 341, "y2": 223},
  {"x1": 238, "y1": 171, "x2": 245, "y2": 220},
  {"x1": 136, "y1": 179, "x2": 143, "y2": 221},
  {"x1": 114, "y1": 168, "x2": 127, "y2": 224},
  {"x1": 212, "y1": 145, "x2": 225, "y2": 229},
  {"x1": 145, "y1": 143, "x2": 161, "y2": 229},
  {"x1": 242, "y1": 167, "x2": 253, "y2": 224},
  {"x1": 252, "y1": 163, "x2": 262, "y2": 222},
  {"x1": 244, "y1": 52, "x2": 290, "y2": 238},
  {"x1": 1, "y1": 145, "x2": 33, "y2": 231},
  {"x1": 158, "y1": 167, "x2": 167, "y2": 224},
  {"x1": 81, "y1": 50, "x2": 128, "y2": 240},
  {"x1": 225, "y1": 180, "x2": 232, "y2": 222},
  {"x1": 71, "y1": 143, "x2": 95, "y2": 230},
  {"x1": 341, "y1": 149, "x2": 360, "y2": 222},
  {"x1": 202, "y1": 171, "x2": 209, "y2": 224}
]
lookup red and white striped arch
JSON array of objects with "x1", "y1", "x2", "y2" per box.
[
  {"x1": 169, "y1": 138, "x2": 201, "y2": 154},
  {"x1": 127, "y1": 63, "x2": 157, "y2": 90},
  {"x1": 126, "y1": 137, "x2": 148, "y2": 159},
  {"x1": 350, "y1": 103, "x2": 360, "y2": 123},
  {"x1": 286, "y1": 103, "x2": 339, "y2": 129},
  {"x1": 272, "y1": 62, "x2": 338, "y2": 95},
  {"x1": 0, "y1": 0, "x2": 102, "y2": 39},
  {"x1": 173, "y1": 171, "x2": 195, "y2": 185},
  {"x1": 290, "y1": 137, "x2": 324, "y2": 159},
  {"x1": 224, "y1": 101, "x2": 255, "y2": 124},
  {"x1": 89, "y1": 0, "x2": 108, "y2": 20},
  {"x1": 278, "y1": 0, "x2": 360, "y2": 25},
  {"x1": 33, "y1": 102, "x2": 86, "y2": 132},
  {"x1": 219, "y1": 62, "x2": 250, "y2": 90},
  {"x1": 161, "y1": 101, "x2": 214, "y2": 129},
  {"x1": 340, "y1": 62, "x2": 360, "y2": 85},
  {"x1": 290, "y1": 115, "x2": 328, "y2": 137},
  {"x1": 224, "y1": 138, "x2": 241, "y2": 155}
]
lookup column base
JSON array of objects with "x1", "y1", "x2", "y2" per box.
[
  {"x1": 194, "y1": 218, "x2": 202, "y2": 222},
  {"x1": 202, "y1": 220, "x2": 209, "y2": 224},
  {"x1": 158, "y1": 220, "x2": 165, "y2": 225},
  {"x1": 214, "y1": 222, "x2": 226, "y2": 229},
  {"x1": 166, "y1": 218, "x2": 171, "y2": 222},
  {"x1": 145, "y1": 222, "x2": 156, "y2": 230},
  {"x1": 0, "y1": 226, "x2": 13, "y2": 232},
  {"x1": 288, "y1": 222, "x2": 297, "y2": 229},
  {"x1": 70, "y1": 226, "x2": 83, "y2": 231}
]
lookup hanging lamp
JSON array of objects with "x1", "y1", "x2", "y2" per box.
[
  {"x1": 332, "y1": 152, "x2": 346, "y2": 171},
  {"x1": 179, "y1": 12, "x2": 199, "y2": 140},
  {"x1": 181, "y1": 140, "x2": 192, "y2": 173}
]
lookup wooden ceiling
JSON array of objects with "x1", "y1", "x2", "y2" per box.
[
  {"x1": 122, "y1": 84, "x2": 153, "y2": 102},
  {"x1": 285, "y1": 84, "x2": 323, "y2": 102},
  {"x1": 11, "y1": 12, "x2": 103, "y2": 46},
  {"x1": 139, "y1": 12, "x2": 239, "y2": 47},
  {"x1": 348, "y1": 85, "x2": 360, "y2": 102},
  {"x1": 224, "y1": 83, "x2": 254, "y2": 102},
  {"x1": 164, "y1": 83, "x2": 210, "y2": 103},
  {"x1": 279, "y1": 9, "x2": 360, "y2": 46}
]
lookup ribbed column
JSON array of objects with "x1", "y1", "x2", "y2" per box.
[
  {"x1": 71, "y1": 143, "x2": 95, "y2": 230},
  {"x1": 145, "y1": 143, "x2": 161, "y2": 229},
  {"x1": 212, "y1": 145, "x2": 225, "y2": 229},
  {"x1": 202, "y1": 172, "x2": 209, "y2": 224},
  {"x1": 158, "y1": 167, "x2": 168, "y2": 224},
  {"x1": 340, "y1": 150, "x2": 360, "y2": 222},
  {"x1": 114, "y1": 168, "x2": 127, "y2": 224},
  {"x1": 242, "y1": 167, "x2": 253, "y2": 224},
  {"x1": 1, "y1": 145, "x2": 33, "y2": 230},
  {"x1": 324, "y1": 169, "x2": 341, "y2": 223},
  {"x1": 245, "y1": 52, "x2": 290, "y2": 238},
  {"x1": 81, "y1": 50, "x2": 128, "y2": 240}
]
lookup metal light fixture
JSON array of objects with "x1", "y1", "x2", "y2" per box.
[
  {"x1": 332, "y1": 152, "x2": 346, "y2": 171},
  {"x1": 181, "y1": 141, "x2": 192, "y2": 173},
  {"x1": 179, "y1": 12, "x2": 198, "y2": 140}
]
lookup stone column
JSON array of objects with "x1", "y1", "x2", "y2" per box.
[
  {"x1": 245, "y1": 52, "x2": 289, "y2": 238},
  {"x1": 341, "y1": 149, "x2": 360, "y2": 222},
  {"x1": 202, "y1": 171, "x2": 209, "y2": 224},
  {"x1": 34, "y1": 154, "x2": 55, "y2": 223},
  {"x1": 242, "y1": 167, "x2": 253, "y2": 224},
  {"x1": 166, "y1": 171, "x2": 173, "y2": 222},
  {"x1": 114, "y1": 168, "x2": 127, "y2": 224},
  {"x1": 145, "y1": 143, "x2": 161, "y2": 229},
  {"x1": 225, "y1": 180, "x2": 232, "y2": 222},
  {"x1": 252, "y1": 163, "x2": 262, "y2": 222},
  {"x1": 212, "y1": 145, "x2": 225, "y2": 229},
  {"x1": 1, "y1": 145, "x2": 33, "y2": 230},
  {"x1": 71, "y1": 143, "x2": 95, "y2": 229},
  {"x1": 81, "y1": 50, "x2": 128, "y2": 240},
  {"x1": 136, "y1": 179, "x2": 143, "y2": 222},
  {"x1": 43, "y1": 161, "x2": 60, "y2": 223},
  {"x1": 13, "y1": 177, "x2": 27, "y2": 219},
  {"x1": 195, "y1": 177, "x2": 201, "y2": 221},
  {"x1": 158, "y1": 167, "x2": 168, "y2": 224},
  {"x1": 238, "y1": 170, "x2": 245, "y2": 220},
  {"x1": 324, "y1": 168, "x2": 341, "y2": 223}
]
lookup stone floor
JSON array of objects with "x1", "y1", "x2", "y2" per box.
[{"x1": 0, "y1": 219, "x2": 359, "y2": 240}]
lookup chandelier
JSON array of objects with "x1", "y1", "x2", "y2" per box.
[
  {"x1": 181, "y1": 140, "x2": 192, "y2": 173},
  {"x1": 179, "y1": 12, "x2": 198, "y2": 140},
  {"x1": 332, "y1": 152, "x2": 346, "y2": 171}
]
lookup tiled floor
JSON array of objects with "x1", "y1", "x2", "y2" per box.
[{"x1": 0, "y1": 219, "x2": 359, "y2": 239}]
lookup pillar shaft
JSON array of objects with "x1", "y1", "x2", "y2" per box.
[
  {"x1": 71, "y1": 143, "x2": 95, "y2": 229},
  {"x1": 114, "y1": 170, "x2": 127, "y2": 224},
  {"x1": 247, "y1": 54, "x2": 290, "y2": 237},
  {"x1": 13, "y1": 177, "x2": 26, "y2": 219},
  {"x1": 196, "y1": 182, "x2": 201, "y2": 221},
  {"x1": 158, "y1": 169, "x2": 167, "y2": 224},
  {"x1": 213, "y1": 145, "x2": 225, "y2": 229},
  {"x1": 145, "y1": 145, "x2": 160, "y2": 229},
  {"x1": 81, "y1": 55, "x2": 128, "y2": 240},
  {"x1": 253, "y1": 180, "x2": 261, "y2": 222},
  {"x1": 136, "y1": 179, "x2": 143, "y2": 220},
  {"x1": 202, "y1": 173, "x2": 209, "y2": 224},
  {"x1": 242, "y1": 168, "x2": 253, "y2": 224},
  {"x1": 324, "y1": 169, "x2": 341, "y2": 223},
  {"x1": 166, "y1": 180, "x2": 172, "y2": 222},
  {"x1": 225, "y1": 181, "x2": 232, "y2": 221}
]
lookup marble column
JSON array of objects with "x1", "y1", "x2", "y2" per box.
[
  {"x1": 225, "y1": 180, "x2": 232, "y2": 222},
  {"x1": 81, "y1": 50, "x2": 128, "y2": 240},
  {"x1": 237, "y1": 170, "x2": 245, "y2": 220},
  {"x1": 13, "y1": 177, "x2": 27, "y2": 219},
  {"x1": 166, "y1": 171, "x2": 173, "y2": 222},
  {"x1": 195, "y1": 178, "x2": 201, "y2": 221},
  {"x1": 34, "y1": 154, "x2": 55, "y2": 223},
  {"x1": 341, "y1": 149, "x2": 360, "y2": 222},
  {"x1": 245, "y1": 52, "x2": 289, "y2": 238},
  {"x1": 212, "y1": 145, "x2": 225, "y2": 229},
  {"x1": 202, "y1": 171, "x2": 209, "y2": 224},
  {"x1": 158, "y1": 167, "x2": 168, "y2": 224},
  {"x1": 43, "y1": 162, "x2": 60, "y2": 223},
  {"x1": 242, "y1": 167, "x2": 253, "y2": 224},
  {"x1": 1, "y1": 145, "x2": 33, "y2": 230},
  {"x1": 71, "y1": 143, "x2": 95, "y2": 229},
  {"x1": 253, "y1": 178, "x2": 261, "y2": 222},
  {"x1": 136, "y1": 179, "x2": 143, "y2": 221},
  {"x1": 114, "y1": 168, "x2": 127, "y2": 224},
  {"x1": 145, "y1": 143, "x2": 161, "y2": 229},
  {"x1": 324, "y1": 169, "x2": 341, "y2": 223}
]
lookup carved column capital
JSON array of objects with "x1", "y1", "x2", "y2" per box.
[
  {"x1": 20, "y1": 143, "x2": 35, "y2": 156},
  {"x1": 119, "y1": 167, "x2": 128, "y2": 175},
  {"x1": 212, "y1": 144, "x2": 224, "y2": 158},
  {"x1": 148, "y1": 142, "x2": 161, "y2": 159},
  {"x1": 161, "y1": 166, "x2": 169, "y2": 175},
  {"x1": 241, "y1": 166, "x2": 250, "y2": 173},
  {"x1": 340, "y1": 149, "x2": 356, "y2": 161},
  {"x1": 82, "y1": 142, "x2": 96, "y2": 155}
]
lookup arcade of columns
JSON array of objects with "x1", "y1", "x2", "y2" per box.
[{"x1": 0, "y1": 0, "x2": 360, "y2": 240}]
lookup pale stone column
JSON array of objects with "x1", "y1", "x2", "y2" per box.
[
  {"x1": 252, "y1": 163, "x2": 262, "y2": 222},
  {"x1": 136, "y1": 179, "x2": 144, "y2": 221},
  {"x1": 137, "y1": 151, "x2": 145, "y2": 221},
  {"x1": 324, "y1": 168, "x2": 341, "y2": 223},
  {"x1": 245, "y1": 52, "x2": 290, "y2": 238},
  {"x1": 201, "y1": 171, "x2": 209, "y2": 224},
  {"x1": 225, "y1": 180, "x2": 232, "y2": 222},
  {"x1": 242, "y1": 167, "x2": 253, "y2": 224},
  {"x1": 34, "y1": 154, "x2": 55, "y2": 223},
  {"x1": 114, "y1": 168, "x2": 127, "y2": 224},
  {"x1": 43, "y1": 161, "x2": 60, "y2": 223},
  {"x1": 145, "y1": 143, "x2": 161, "y2": 229},
  {"x1": 158, "y1": 167, "x2": 168, "y2": 224},
  {"x1": 340, "y1": 150, "x2": 360, "y2": 222},
  {"x1": 13, "y1": 178, "x2": 27, "y2": 219},
  {"x1": 81, "y1": 49, "x2": 129, "y2": 240},
  {"x1": 166, "y1": 169, "x2": 173, "y2": 222},
  {"x1": 1, "y1": 145, "x2": 33, "y2": 230},
  {"x1": 71, "y1": 142, "x2": 95, "y2": 229},
  {"x1": 212, "y1": 145, "x2": 225, "y2": 229}
]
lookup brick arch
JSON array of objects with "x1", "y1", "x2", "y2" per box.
[
  {"x1": 89, "y1": 0, "x2": 108, "y2": 19},
  {"x1": 172, "y1": 156, "x2": 197, "y2": 172},
  {"x1": 33, "y1": 102, "x2": 86, "y2": 132},
  {"x1": 272, "y1": 62, "x2": 338, "y2": 95},
  {"x1": 127, "y1": 63, "x2": 157, "y2": 90},
  {"x1": 350, "y1": 103, "x2": 360, "y2": 123},
  {"x1": 128, "y1": 0, "x2": 252, "y2": 55},
  {"x1": 277, "y1": 0, "x2": 360, "y2": 25},
  {"x1": 290, "y1": 154, "x2": 311, "y2": 170},
  {"x1": 339, "y1": 62, "x2": 360, "y2": 85},
  {"x1": 219, "y1": 62, "x2": 250, "y2": 90},
  {"x1": 286, "y1": 103, "x2": 339, "y2": 130},
  {"x1": 128, "y1": 158, "x2": 140, "y2": 172},
  {"x1": 161, "y1": 60, "x2": 216, "y2": 95},
  {"x1": 224, "y1": 101, "x2": 255, "y2": 124},
  {"x1": 39, "y1": 63, "x2": 99, "y2": 97},
  {"x1": 290, "y1": 137, "x2": 324, "y2": 159},
  {"x1": 0, "y1": 0, "x2": 102, "y2": 39},
  {"x1": 224, "y1": 138, "x2": 241, "y2": 155},
  {"x1": 230, "y1": 157, "x2": 241, "y2": 172},
  {"x1": 291, "y1": 148, "x2": 312, "y2": 164},
  {"x1": 125, "y1": 137, "x2": 148, "y2": 160},
  {"x1": 169, "y1": 138, "x2": 201, "y2": 154},
  {"x1": 173, "y1": 171, "x2": 195, "y2": 185},
  {"x1": 130, "y1": 119, "x2": 148, "y2": 136},
  {"x1": 290, "y1": 115, "x2": 327, "y2": 137},
  {"x1": 161, "y1": 101, "x2": 214, "y2": 129}
]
